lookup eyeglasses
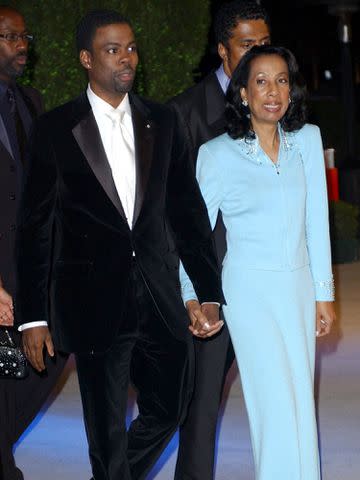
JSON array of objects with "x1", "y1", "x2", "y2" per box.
[{"x1": 0, "y1": 33, "x2": 34, "y2": 43}]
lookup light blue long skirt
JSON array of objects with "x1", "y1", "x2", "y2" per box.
[{"x1": 222, "y1": 264, "x2": 321, "y2": 480}]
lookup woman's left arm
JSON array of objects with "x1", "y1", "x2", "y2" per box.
[{"x1": 301, "y1": 125, "x2": 336, "y2": 336}]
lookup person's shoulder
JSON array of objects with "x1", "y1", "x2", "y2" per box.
[
  {"x1": 199, "y1": 132, "x2": 233, "y2": 156},
  {"x1": 292, "y1": 123, "x2": 321, "y2": 143},
  {"x1": 35, "y1": 94, "x2": 86, "y2": 130},
  {"x1": 169, "y1": 72, "x2": 217, "y2": 110},
  {"x1": 196, "y1": 134, "x2": 235, "y2": 179},
  {"x1": 289, "y1": 124, "x2": 323, "y2": 164},
  {"x1": 131, "y1": 93, "x2": 174, "y2": 122},
  {"x1": 18, "y1": 84, "x2": 44, "y2": 113},
  {"x1": 19, "y1": 84, "x2": 42, "y2": 99},
  {"x1": 171, "y1": 76, "x2": 209, "y2": 103}
]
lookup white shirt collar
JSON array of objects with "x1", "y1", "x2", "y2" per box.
[
  {"x1": 86, "y1": 84, "x2": 132, "y2": 119},
  {"x1": 215, "y1": 63, "x2": 231, "y2": 94}
]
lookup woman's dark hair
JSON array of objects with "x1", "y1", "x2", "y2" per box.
[{"x1": 226, "y1": 45, "x2": 307, "y2": 140}]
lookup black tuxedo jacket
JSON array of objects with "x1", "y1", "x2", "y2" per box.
[
  {"x1": 0, "y1": 85, "x2": 43, "y2": 296},
  {"x1": 15, "y1": 92, "x2": 224, "y2": 353},
  {"x1": 169, "y1": 72, "x2": 226, "y2": 163},
  {"x1": 169, "y1": 72, "x2": 227, "y2": 262}
]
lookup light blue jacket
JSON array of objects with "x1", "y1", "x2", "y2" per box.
[{"x1": 180, "y1": 123, "x2": 334, "y2": 303}]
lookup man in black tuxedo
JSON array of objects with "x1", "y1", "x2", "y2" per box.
[
  {"x1": 15, "y1": 10, "x2": 224, "y2": 480},
  {"x1": 0, "y1": 6, "x2": 67, "y2": 480},
  {"x1": 169, "y1": 2, "x2": 271, "y2": 478}
]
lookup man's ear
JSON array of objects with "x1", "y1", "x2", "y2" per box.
[
  {"x1": 79, "y1": 49, "x2": 92, "y2": 70},
  {"x1": 218, "y1": 42, "x2": 227, "y2": 62}
]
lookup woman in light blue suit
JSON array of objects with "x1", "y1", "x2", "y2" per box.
[{"x1": 180, "y1": 45, "x2": 336, "y2": 480}]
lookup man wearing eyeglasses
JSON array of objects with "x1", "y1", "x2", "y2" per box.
[{"x1": 0, "y1": 6, "x2": 67, "y2": 480}]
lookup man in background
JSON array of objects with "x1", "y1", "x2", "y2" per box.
[
  {"x1": 169, "y1": 2, "x2": 271, "y2": 478},
  {"x1": 0, "y1": 6, "x2": 67, "y2": 479}
]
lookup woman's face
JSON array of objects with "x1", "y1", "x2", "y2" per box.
[{"x1": 241, "y1": 54, "x2": 290, "y2": 128}]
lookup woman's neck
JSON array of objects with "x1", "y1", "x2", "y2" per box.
[{"x1": 251, "y1": 121, "x2": 280, "y2": 163}]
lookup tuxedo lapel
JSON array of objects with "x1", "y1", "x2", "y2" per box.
[
  {"x1": 0, "y1": 115, "x2": 13, "y2": 159},
  {"x1": 72, "y1": 107, "x2": 127, "y2": 221},
  {"x1": 130, "y1": 94, "x2": 155, "y2": 227},
  {"x1": 205, "y1": 73, "x2": 226, "y2": 135}
]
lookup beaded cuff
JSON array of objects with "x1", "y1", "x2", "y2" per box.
[{"x1": 314, "y1": 278, "x2": 335, "y2": 300}]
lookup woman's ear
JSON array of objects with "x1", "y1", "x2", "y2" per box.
[{"x1": 240, "y1": 87, "x2": 248, "y2": 105}]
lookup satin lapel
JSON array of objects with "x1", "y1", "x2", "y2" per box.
[
  {"x1": 0, "y1": 115, "x2": 13, "y2": 159},
  {"x1": 131, "y1": 99, "x2": 155, "y2": 227},
  {"x1": 72, "y1": 109, "x2": 126, "y2": 220}
]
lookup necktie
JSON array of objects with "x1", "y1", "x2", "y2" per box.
[
  {"x1": 7, "y1": 87, "x2": 26, "y2": 163},
  {"x1": 106, "y1": 110, "x2": 136, "y2": 227}
]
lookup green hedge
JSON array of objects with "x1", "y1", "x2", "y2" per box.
[
  {"x1": 12, "y1": 0, "x2": 210, "y2": 109},
  {"x1": 329, "y1": 200, "x2": 360, "y2": 263}
]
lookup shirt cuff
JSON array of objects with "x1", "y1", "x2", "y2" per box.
[
  {"x1": 18, "y1": 321, "x2": 48, "y2": 332},
  {"x1": 184, "y1": 300, "x2": 220, "y2": 307}
]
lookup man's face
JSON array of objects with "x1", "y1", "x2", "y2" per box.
[
  {"x1": 218, "y1": 19, "x2": 271, "y2": 77},
  {"x1": 81, "y1": 22, "x2": 138, "y2": 106},
  {"x1": 0, "y1": 10, "x2": 28, "y2": 83}
]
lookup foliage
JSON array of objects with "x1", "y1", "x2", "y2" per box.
[
  {"x1": 329, "y1": 200, "x2": 359, "y2": 240},
  {"x1": 11, "y1": 0, "x2": 211, "y2": 109}
]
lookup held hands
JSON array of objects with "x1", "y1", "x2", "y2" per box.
[
  {"x1": 0, "y1": 286, "x2": 14, "y2": 326},
  {"x1": 22, "y1": 326, "x2": 54, "y2": 372},
  {"x1": 316, "y1": 301, "x2": 336, "y2": 337},
  {"x1": 186, "y1": 300, "x2": 224, "y2": 338}
]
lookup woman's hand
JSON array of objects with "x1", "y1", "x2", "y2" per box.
[
  {"x1": 0, "y1": 286, "x2": 14, "y2": 326},
  {"x1": 316, "y1": 301, "x2": 336, "y2": 337},
  {"x1": 186, "y1": 300, "x2": 223, "y2": 338}
]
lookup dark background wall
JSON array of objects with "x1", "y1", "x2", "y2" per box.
[
  {"x1": 11, "y1": 0, "x2": 360, "y2": 166},
  {"x1": 13, "y1": 0, "x2": 212, "y2": 106}
]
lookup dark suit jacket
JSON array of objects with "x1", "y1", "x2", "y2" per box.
[
  {"x1": 169, "y1": 72, "x2": 227, "y2": 262},
  {"x1": 14, "y1": 92, "x2": 224, "y2": 353},
  {"x1": 169, "y1": 72, "x2": 226, "y2": 162},
  {"x1": 0, "y1": 85, "x2": 44, "y2": 296}
]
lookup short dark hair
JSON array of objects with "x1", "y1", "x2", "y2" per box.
[
  {"x1": 214, "y1": 0, "x2": 270, "y2": 47},
  {"x1": 226, "y1": 45, "x2": 308, "y2": 140},
  {"x1": 76, "y1": 9, "x2": 132, "y2": 53}
]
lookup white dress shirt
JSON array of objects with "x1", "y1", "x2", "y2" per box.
[
  {"x1": 88, "y1": 85, "x2": 136, "y2": 227},
  {"x1": 215, "y1": 63, "x2": 231, "y2": 94},
  {"x1": 19, "y1": 86, "x2": 137, "y2": 331}
]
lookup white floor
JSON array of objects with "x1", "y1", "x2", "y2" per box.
[{"x1": 14, "y1": 262, "x2": 360, "y2": 480}]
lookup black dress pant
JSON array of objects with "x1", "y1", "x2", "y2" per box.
[
  {"x1": 76, "y1": 261, "x2": 193, "y2": 480},
  {"x1": 0, "y1": 336, "x2": 68, "y2": 480},
  {"x1": 175, "y1": 215, "x2": 235, "y2": 480},
  {"x1": 174, "y1": 325, "x2": 234, "y2": 480}
]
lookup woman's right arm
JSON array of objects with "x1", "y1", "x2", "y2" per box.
[{"x1": 180, "y1": 143, "x2": 225, "y2": 303}]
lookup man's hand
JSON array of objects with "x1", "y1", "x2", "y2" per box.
[
  {"x1": 186, "y1": 300, "x2": 223, "y2": 338},
  {"x1": 316, "y1": 301, "x2": 336, "y2": 337},
  {"x1": 0, "y1": 286, "x2": 14, "y2": 326},
  {"x1": 22, "y1": 326, "x2": 54, "y2": 372}
]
